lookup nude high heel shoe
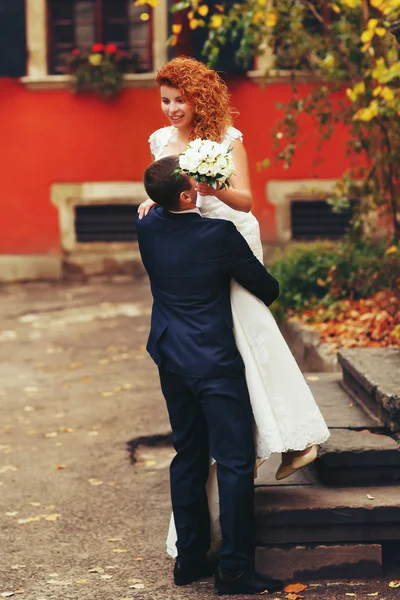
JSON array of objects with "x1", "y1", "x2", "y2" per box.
[
  {"x1": 275, "y1": 445, "x2": 318, "y2": 481},
  {"x1": 291, "y1": 444, "x2": 318, "y2": 469}
]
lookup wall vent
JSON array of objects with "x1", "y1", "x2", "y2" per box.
[
  {"x1": 291, "y1": 199, "x2": 352, "y2": 240},
  {"x1": 75, "y1": 204, "x2": 138, "y2": 243}
]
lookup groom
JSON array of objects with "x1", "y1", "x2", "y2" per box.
[{"x1": 136, "y1": 156, "x2": 284, "y2": 596}]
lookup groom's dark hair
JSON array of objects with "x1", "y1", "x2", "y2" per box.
[{"x1": 144, "y1": 156, "x2": 192, "y2": 211}]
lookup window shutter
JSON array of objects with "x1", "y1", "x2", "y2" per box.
[{"x1": 0, "y1": 0, "x2": 27, "y2": 77}]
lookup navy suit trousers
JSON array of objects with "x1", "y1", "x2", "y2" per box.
[{"x1": 158, "y1": 368, "x2": 256, "y2": 571}]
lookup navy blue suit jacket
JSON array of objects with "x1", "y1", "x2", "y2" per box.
[{"x1": 136, "y1": 206, "x2": 279, "y2": 378}]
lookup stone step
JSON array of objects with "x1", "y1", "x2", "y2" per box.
[
  {"x1": 315, "y1": 429, "x2": 400, "y2": 485},
  {"x1": 305, "y1": 372, "x2": 399, "y2": 485},
  {"x1": 254, "y1": 456, "x2": 399, "y2": 578},
  {"x1": 338, "y1": 348, "x2": 400, "y2": 433}
]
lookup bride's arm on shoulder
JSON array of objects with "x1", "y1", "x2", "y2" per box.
[{"x1": 196, "y1": 139, "x2": 253, "y2": 213}]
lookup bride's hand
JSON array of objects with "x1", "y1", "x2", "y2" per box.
[
  {"x1": 138, "y1": 198, "x2": 156, "y2": 219},
  {"x1": 195, "y1": 182, "x2": 221, "y2": 197}
]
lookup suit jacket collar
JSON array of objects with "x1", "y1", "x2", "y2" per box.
[{"x1": 155, "y1": 206, "x2": 202, "y2": 221}]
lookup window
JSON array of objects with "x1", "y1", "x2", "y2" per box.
[
  {"x1": 0, "y1": 0, "x2": 27, "y2": 76},
  {"x1": 47, "y1": 0, "x2": 153, "y2": 75}
]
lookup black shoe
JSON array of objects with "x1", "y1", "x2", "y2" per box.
[
  {"x1": 173, "y1": 558, "x2": 216, "y2": 586},
  {"x1": 214, "y1": 566, "x2": 284, "y2": 595}
]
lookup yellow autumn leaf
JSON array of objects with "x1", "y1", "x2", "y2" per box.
[
  {"x1": 265, "y1": 12, "x2": 277, "y2": 27},
  {"x1": 112, "y1": 549, "x2": 129, "y2": 553},
  {"x1": 189, "y1": 18, "x2": 201, "y2": 30},
  {"x1": 210, "y1": 14, "x2": 223, "y2": 28},
  {"x1": 361, "y1": 30, "x2": 374, "y2": 43},
  {"x1": 381, "y1": 87, "x2": 395, "y2": 102},
  {"x1": 389, "y1": 580, "x2": 400, "y2": 588},
  {"x1": 88, "y1": 478, "x2": 104, "y2": 486},
  {"x1": 198, "y1": 4, "x2": 209, "y2": 17},
  {"x1": 172, "y1": 23, "x2": 182, "y2": 34},
  {"x1": 385, "y1": 245, "x2": 398, "y2": 254},
  {"x1": 353, "y1": 81, "x2": 365, "y2": 95},
  {"x1": 375, "y1": 27, "x2": 386, "y2": 36}
]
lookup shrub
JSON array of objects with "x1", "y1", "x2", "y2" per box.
[{"x1": 269, "y1": 238, "x2": 399, "y2": 319}]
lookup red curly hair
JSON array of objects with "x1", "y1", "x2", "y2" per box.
[{"x1": 156, "y1": 57, "x2": 237, "y2": 143}]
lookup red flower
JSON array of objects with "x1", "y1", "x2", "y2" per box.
[
  {"x1": 92, "y1": 43, "x2": 104, "y2": 53},
  {"x1": 71, "y1": 48, "x2": 79, "y2": 56},
  {"x1": 105, "y1": 43, "x2": 118, "y2": 54}
]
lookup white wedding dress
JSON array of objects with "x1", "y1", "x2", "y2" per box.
[{"x1": 149, "y1": 125, "x2": 330, "y2": 557}]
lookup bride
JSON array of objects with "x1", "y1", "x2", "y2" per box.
[{"x1": 138, "y1": 56, "x2": 330, "y2": 556}]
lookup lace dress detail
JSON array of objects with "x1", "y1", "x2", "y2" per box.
[{"x1": 150, "y1": 125, "x2": 330, "y2": 558}]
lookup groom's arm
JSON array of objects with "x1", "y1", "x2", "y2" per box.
[{"x1": 218, "y1": 222, "x2": 279, "y2": 307}]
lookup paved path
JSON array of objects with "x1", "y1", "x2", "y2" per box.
[{"x1": 0, "y1": 278, "x2": 398, "y2": 599}]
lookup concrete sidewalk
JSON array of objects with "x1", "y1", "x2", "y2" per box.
[{"x1": 0, "y1": 278, "x2": 398, "y2": 600}]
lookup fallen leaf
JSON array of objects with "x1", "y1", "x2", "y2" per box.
[
  {"x1": 1, "y1": 593, "x2": 14, "y2": 598},
  {"x1": 101, "y1": 575, "x2": 113, "y2": 580},
  {"x1": 28, "y1": 502, "x2": 41, "y2": 507},
  {"x1": 389, "y1": 580, "x2": 400, "y2": 588},
  {"x1": 284, "y1": 584, "x2": 307, "y2": 593},
  {"x1": 24, "y1": 387, "x2": 38, "y2": 394},
  {"x1": 88, "y1": 479, "x2": 103, "y2": 486},
  {"x1": 0, "y1": 466, "x2": 18, "y2": 474},
  {"x1": 44, "y1": 513, "x2": 61, "y2": 521},
  {"x1": 88, "y1": 567, "x2": 104, "y2": 573},
  {"x1": 44, "y1": 432, "x2": 58, "y2": 439},
  {"x1": 69, "y1": 362, "x2": 83, "y2": 369},
  {"x1": 130, "y1": 584, "x2": 145, "y2": 590},
  {"x1": 54, "y1": 464, "x2": 66, "y2": 470},
  {"x1": 62, "y1": 427, "x2": 75, "y2": 433},
  {"x1": 6, "y1": 512, "x2": 18, "y2": 517},
  {"x1": 75, "y1": 580, "x2": 88, "y2": 584},
  {"x1": 134, "y1": 557, "x2": 143, "y2": 561},
  {"x1": 112, "y1": 549, "x2": 128, "y2": 553},
  {"x1": 366, "y1": 494, "x2": 374, "y2": 500},
  {"x1": 108, "y1": 538, "x2": 123, "y2": 542},
  {"x1": 127, "y1": 579, "x2": 142, "y2": 584},
  {"x1": 17, "y1": 516, "x2": 41, "y2": 524},
  {"x1": 345, "y1": 595, "x2": 357, "y2": 597},
  {"x1": 144, "y1": 460, "x2": 157, "y2": 467},
  {"x1": 367, "y1": 594, "x2": 379, "y2": 597},
  {"x1": 285, "y1": 594, "x2": 303, "y2": 600}
]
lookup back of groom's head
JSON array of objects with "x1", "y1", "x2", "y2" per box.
[{"x1": 144, "y1": 156, "x2": 192, "y2": 211}]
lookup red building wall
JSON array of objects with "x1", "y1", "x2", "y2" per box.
[{"x1": 1, "y1": 77, "x2": 351, "y2": 255}]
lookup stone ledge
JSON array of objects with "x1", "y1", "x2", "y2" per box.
[
  {"x1": 0, "y1": 255, "x2": 62, "y2": 283},
  {"x1": 280, "y1": 319, "x2": 339, "y2": 373},
  {"x1": 338, "y1": 348, "x2": 400, "y2": 432},
  {"x1": 255, "y1": 543, "x2": 382, "y2": 581},
  {"x1": 20, "y1": 72, "x2": 158, "y2": 91}
]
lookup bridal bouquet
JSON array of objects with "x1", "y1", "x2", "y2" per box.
[{"x1": 174, "y1": 139, "x2": 236, "y2": 207}]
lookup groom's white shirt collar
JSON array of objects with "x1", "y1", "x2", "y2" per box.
[{"x1": 169, "y1": 208, "x2": 201, "y2": 215}]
